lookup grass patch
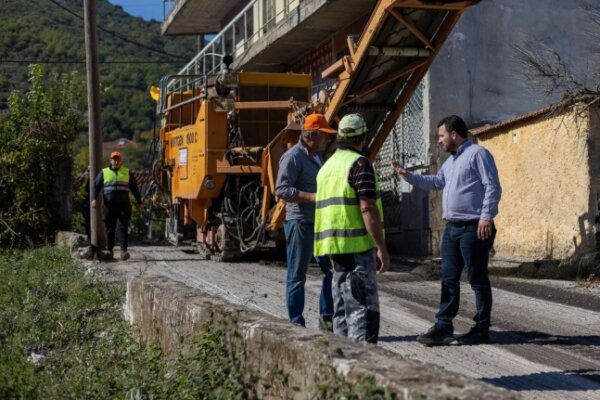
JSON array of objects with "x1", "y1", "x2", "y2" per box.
[
  {"x1": 555, "y1": 251, "x2": 600, "y2": 282},
  {"x1": 0, "y1": 246, "x2": 251, "y2": 399},
  {"x1": 310, "y1": 366, "x2": 390, "y2": 400}
]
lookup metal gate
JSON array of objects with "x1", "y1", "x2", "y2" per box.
[{"x1": 373, "y1": 83, "x2": 430, "y2": 256}]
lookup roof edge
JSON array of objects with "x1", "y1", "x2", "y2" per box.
[{"x1": 471, "y1": 95, "x2": 600, "y2": 136}]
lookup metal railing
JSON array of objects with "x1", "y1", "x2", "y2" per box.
[
  {"x1": 166, "y1": 0, "x2": 300, "y2": 91},
  {"x1": 163, "y1": 0, "x2": 174, "y2": 19}
]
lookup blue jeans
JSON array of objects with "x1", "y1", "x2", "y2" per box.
[
  {"x1": 436, "y1": 223, "x2": 495, "y2": 329},
  {"x1": 284, "y1": 219, "x2": 333, "y2": 326}
]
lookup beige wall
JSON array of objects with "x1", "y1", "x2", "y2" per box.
[
  {"x1": 475, "y1": 104, "x2": 597, "y2": 260},
  {"x1": 588, "y1": 105, "x2": 600, "y2": 253}
]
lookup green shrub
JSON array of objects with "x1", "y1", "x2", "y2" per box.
[
  {"x1": 0, "y1": 65, "x2": 83, "y2": 247},
  {"x1": 555, "y1": 251, "x2": 600, "y2": 282}
]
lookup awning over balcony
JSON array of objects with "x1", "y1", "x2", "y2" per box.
[{"x1": 162, "y1": 0, "x2": 246, "y2": 35}]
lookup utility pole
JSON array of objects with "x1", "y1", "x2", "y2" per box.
[{"x1": 84, "y1": 0, "x2": 106, "y2": 255}]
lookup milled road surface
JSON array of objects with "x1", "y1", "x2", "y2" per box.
[{"x1": 104, "y1": 245, "x2": 600, "y2": 400}]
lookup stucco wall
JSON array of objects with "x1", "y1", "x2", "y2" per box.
[
  {"x1": 476, "y1": 105, "x2": 596, "y2": 260},
  {"x1": 588, "y1": 104, "x2": 600, "y2": 251}
]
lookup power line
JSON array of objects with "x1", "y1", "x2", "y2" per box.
[
  {"x1": 1, "y1": 59, "x2": 179, "y2": 64},
  {"x1": 45, "y1": 0, "x2": 188, "y2": 61}
]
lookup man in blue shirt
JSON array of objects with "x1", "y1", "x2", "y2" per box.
[
  {"x1": 276, "y1": 114, "x2": 336, "y2": 330},
  {"x1": 393, "y1": 115, "x2": 501, "y2": 345}
]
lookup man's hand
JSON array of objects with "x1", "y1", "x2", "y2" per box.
[
  {"x1": 138, "y1": 203, "x2": 145, "y2": 213},
  {"x1": 377, "y1": 246, "x2": 390, "y2": 274},
  {"x1": 477, "y1": 219, "x2": 494, "y2": 240},
  {"x1": 91, "y1": 200, "x2": 97, "y2": 208},
  {"x1": 391, "y1": 160, "x2": 409, "y2": 179}
]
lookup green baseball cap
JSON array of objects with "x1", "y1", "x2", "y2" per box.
[{"x1": 338, "y1": 113, "x2": 368, "y2": 137}]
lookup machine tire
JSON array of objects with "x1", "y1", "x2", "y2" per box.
[{"x1": 212, "y1": 223, "x2": 241, "y2": 262}]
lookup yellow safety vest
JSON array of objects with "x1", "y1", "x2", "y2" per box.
[
  {"x1": 314, "y1": 149, "x2": 383, "y2": 256},
  {"x1": 102, "y1": 167, "x2": 130, "y2": 195}
]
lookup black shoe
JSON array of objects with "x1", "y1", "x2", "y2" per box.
[
  {"x1": 417, "y1": 324, "x2": 454, "y2": 346},
  {"x1": 120, "y1": 251, "x2": 130, "y2": 261},
  {"x1": 100, "y1": 250, "x2": 114, "y2": 260},
  {"x1": 318, "y1": 317, "x2": 333, "y2": 332},
  {"x1": 456, "y1": 325, "x2": 490, "y2": 345}
]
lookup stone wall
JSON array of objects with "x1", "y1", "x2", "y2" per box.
[{"x1": 125, "y1": 275, "x2": 514, "y2": 399}]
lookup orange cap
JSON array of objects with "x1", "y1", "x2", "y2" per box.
[
  {"x1": 110, "y1": 151, "x2": 122, "y2": 159},
  {"x1": 303, "y1": 113, "x2": 336, "y2": 134}
]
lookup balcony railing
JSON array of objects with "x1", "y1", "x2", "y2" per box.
[
  {"x1": 163, "y1": 0, "x2": 175, "y2": 19},
  {"x1": 166, "y1": 0, "x2": 300, "y2": 91}
]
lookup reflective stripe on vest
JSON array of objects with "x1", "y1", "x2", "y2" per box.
[
  {"x1": 103, "y1": 167, "x2": 130, "y2": 195},
  {"x1": 314, "y1": 149, "x2": 383, "y2": 256}
]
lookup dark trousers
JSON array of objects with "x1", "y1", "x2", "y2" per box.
[
  {"x1": 436, "y1": 222, "x2": 496, "y2": 329},
  {"x1": 102, "y1": 202, "x2": 131, "y2": 252},
  {"x1": 82, "y1": 201, "x2": 91, "y2": 241}
]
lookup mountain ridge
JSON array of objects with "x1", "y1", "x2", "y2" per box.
[{"x1": 0, "y1": 0, "x2": 197, "y2": 141}]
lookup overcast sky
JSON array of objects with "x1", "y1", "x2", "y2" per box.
[{"x1": 108, "y1": 0, "x2": 164, "y2": 21}]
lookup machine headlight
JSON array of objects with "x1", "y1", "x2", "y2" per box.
[{"x1": 204, "y1": 177, "x2": 216, "y2": 190}]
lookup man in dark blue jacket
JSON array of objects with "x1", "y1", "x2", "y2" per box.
[{"x1": 92, "y1": 151, "x2": 142, "y2": 260}]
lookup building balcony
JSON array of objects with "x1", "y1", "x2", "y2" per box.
[
  {"x1": 166, "y1": 0, "x2": 376, "y2": 83},
  {"x1": 162, "y1": 0, "x2": 249, "y2": 35}
]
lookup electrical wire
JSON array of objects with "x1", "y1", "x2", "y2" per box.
[
  {"x1": 0, "y1": 60, "x2": 179, "y2": 64},
  {"x1": 45, "y1": 0, "x2": 188, "y2": 61}
]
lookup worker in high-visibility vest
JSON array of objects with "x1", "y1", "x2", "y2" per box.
[
  {"x1": 314, "y1": 113, "x2": 389, "y2": 344},
  {"x1": 92, "y1": 151, "x2": 143, "y2": 261}
]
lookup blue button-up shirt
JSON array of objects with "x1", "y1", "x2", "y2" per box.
[
  {"x1": 275, "y1": 138, "x2": 323, "y2": 223},
  {"x1": 407, "y1": 140, "x2": 501, "y2": 221}
]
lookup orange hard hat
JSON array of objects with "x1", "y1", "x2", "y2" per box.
[{"x1": 304, "y1": 113, "x2": 336, "y2": 134}]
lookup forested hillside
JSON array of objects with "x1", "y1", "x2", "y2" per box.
[{"x1": 0, "y1": 0, "x2": 197, "y2": 141}]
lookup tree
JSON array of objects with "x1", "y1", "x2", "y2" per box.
[
  {"x1": 515, "y1": 4, "x2": 600, "y2": 103},
  {"x1": 0, "y1": 64, "x2": 85, "y2": 247}
]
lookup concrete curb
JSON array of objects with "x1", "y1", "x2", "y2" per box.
[{"x1": 125, "y1": 275, "x2": 517, "y2": 399}]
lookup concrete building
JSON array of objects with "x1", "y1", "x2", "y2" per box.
[
  {"x1": 162, "y1": 0, "x2": 377, "y2": 85},
  {"x1": 161, "y1": 0, "x2": 599, "y2": 260}
]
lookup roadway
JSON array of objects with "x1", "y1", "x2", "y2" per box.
[{"x1": 103, "y1": 244, "x2": 600, "y2": 400}]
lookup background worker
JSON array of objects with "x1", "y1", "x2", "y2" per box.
[
  {"x1": 314, "y1": 113, "x2": 389, "y2": 344},
  {"x1": 392, "y1": 114, "x2": 501, "y2": 346},
  {"x1": 275, "y1": 113, "x2": 336, "y2": 330},
  {"x1": 91, "y1": 151, "x2": 143, "y2": 261}
]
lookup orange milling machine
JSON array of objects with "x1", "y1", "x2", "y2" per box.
[{"x1": 154, "y1": 57, "x2": 312, "y2": 261}]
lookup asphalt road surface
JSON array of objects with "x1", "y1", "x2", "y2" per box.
[{"x1": 105, "y1": 245, "x2": 600, "y2": 400}]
